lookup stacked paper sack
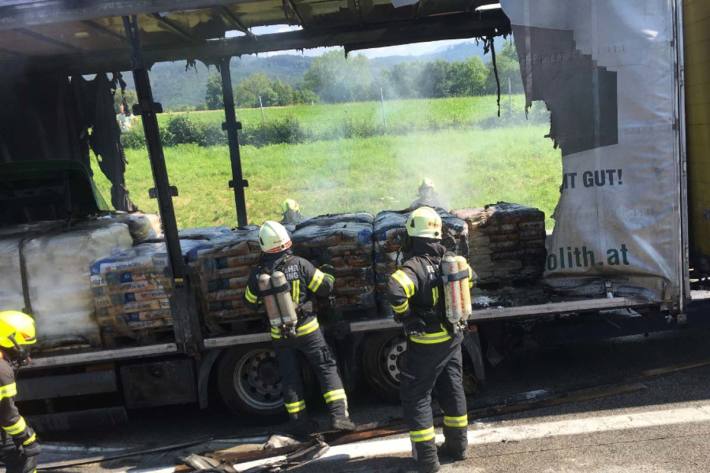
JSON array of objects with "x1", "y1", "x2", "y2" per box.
[
  {"x1": 292, "y1": 213, "x2": 376, "y2": 314},
  {"x1": 373, "y1": 210, "x2": 468, "y2": 316},
  {"x1": 186, "y1": 227, "x2": 263, "y2": 326},
  {"x1": 453, "y1": 202, "x2": 546, "y2": 285},
  {"x1": 91, "y1": 243, "x2": 175, "y2": 339}
]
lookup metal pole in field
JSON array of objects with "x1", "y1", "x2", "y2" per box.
[
  {"x1": 380, "y1": 86, "x2": 387, "y2": 130},
  {"x1": 122, "y1": 15, "x2": 201, "y2": 353},
  {"x1": 258, "y1": 95, "x2": 265, "y2": 124},
  {"x1": 220, "y1": 56, "x2": 249, "y2": 227},
  {"x1": 508, "y1": 76, "x2": 512, "y2": 114}
]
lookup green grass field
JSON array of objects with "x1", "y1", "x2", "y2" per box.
[
  {"x1": 94, "y1": 113, "x2": 562, "y2": 229},
  {"x1": 153, "y1": 95, "x2": 531, "y2": 139}
]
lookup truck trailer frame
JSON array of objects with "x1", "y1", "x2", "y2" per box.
[{"x1": 0, "y1": 0, "x2": 703, "y2": 423}]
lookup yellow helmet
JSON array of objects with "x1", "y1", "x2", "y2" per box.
[
  {"x1": 282, "y1": 199, "x2": 300, "y2": 213},
  {"x1": 419, "y1": 178, "x2": 435, "y2": 194},
  {"x1": 259, "y1": 221, "x2": 292, "y2": 253},
  {"x1": 0, "y1": 311, "x2": 36, "y2": 349},
  {"x1": 406, "y1": 206, "x2": 442, "y2": 239}
]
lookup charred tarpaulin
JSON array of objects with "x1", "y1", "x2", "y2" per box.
[
  {"x1": 511, "y1": 27, "x2": 619, "y2": 156},
  {"x1": 0, "y1": 71, "x2": 136, "y2": 211}
]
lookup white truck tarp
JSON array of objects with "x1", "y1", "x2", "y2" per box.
[{"x1": 501, "y1": 0, "x2": 684, "y2": 304}]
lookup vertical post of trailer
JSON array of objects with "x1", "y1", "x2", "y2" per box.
[
  {"x1": 122, "y1": 15, "x2": 201, "y2": 353},
  {"x1": 220, "y1": 57, "x2": 249, "y2": 227}
]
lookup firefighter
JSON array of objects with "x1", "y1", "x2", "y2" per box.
[
  {"x1": 243, "y1": 221, "x2": 356, "y2": 434},
  {"x1": 281, "y1": 198, "x2": 305, "y2": 226},
  {"x1": 409, "y1": 178, "x2": 446, "y2": 210},
  {"x1": 387, "y1": 207, "x2": 473, "y2": 473},
  {"x1": 0, "y1": 311, "x2": 40, "y2": 473}
]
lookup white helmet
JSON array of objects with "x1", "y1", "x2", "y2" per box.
[
  {"x1": 259, "y1": 221, "x2": 292, "y2": 253},
  {"x1": 406, "y1": 206, "x2": 442, "y2": 239}
]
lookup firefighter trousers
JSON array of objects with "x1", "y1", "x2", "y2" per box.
[
  {"x1": 400, "y1": 332, "x2": 468, "y2": 469},
  {"x1": 274, "y1": 328, "x2": 349, "y2": 421},
  {"x1": 0, "y1": 439, "x2": 36, "y2": 473}
]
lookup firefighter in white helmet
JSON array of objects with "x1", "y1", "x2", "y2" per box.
[
  {"x1": 0, "y1": 311, "x2": 40, "y2": 473},
  {"x1": 243, "y1": 221, "x2": 356, "y2": 435},
  {"x1": 387, "y1": 207, "x2": 474, "y2": 473},
  {"x1": 409, "y1": 178, "x2": 446, "y2": 210},
  {"x1": 281, "y1": 199, "x2": 305, "y2": 226}
]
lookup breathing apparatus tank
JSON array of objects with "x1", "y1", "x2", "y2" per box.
[
  {"x1": 442, "y1": 255, "x2": 472, "y2": 332},
  {"x1": 258, "y1": 271, "x2": 298, "y2": 337}
]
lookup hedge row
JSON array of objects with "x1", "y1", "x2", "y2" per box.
[{"x1": 121, "y1": 107, "x2": 549, "y2": 149}]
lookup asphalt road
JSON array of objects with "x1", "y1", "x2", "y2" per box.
[{"x1": 35, "y1": 325, "x2": 710, "y2": 473}]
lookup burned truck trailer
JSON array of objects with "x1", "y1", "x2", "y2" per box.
[{"x1": 0, "y1": 0, "x2": 706, "y2": 424}]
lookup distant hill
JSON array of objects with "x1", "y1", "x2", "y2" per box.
[
  {"x1": 128, "y1": 39, "x2": 503, "y2": 110},
  {"x1": 124, "y1": 55, "x2": 313, "y2": 109}
]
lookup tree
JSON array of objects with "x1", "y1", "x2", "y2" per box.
[
  {"x1": 384, "y1": 62, "x2": 425, "y2": 99},
  {"x1": 418, "y1": 61, "x2": 453, "y2": 98},
  {"x1": 271, "y1": 79, "x2": 295, "y2": 106},
  {"x1": 205, "y1": 73, "x2": 223, "y2": 110},
  {"x1": 303, "y1": 51, "x2": 377, "y2": 103},
  {"x1": 294, "y1": 86, "x2": 319, "y2": 104},
  {"x1": 448, "y1": 57, "x2": 489, "y2": 96},
  {"x1": 485, "y1": 40, "x2": 524, "y2": 95},
  {"x1": 235, "y1": 73, "x2": 278, "y2": 108}
]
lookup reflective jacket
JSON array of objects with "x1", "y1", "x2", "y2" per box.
[
  {"x1": 387, "y1": 239, "x2": 473, "y2": 345},
  {"x1": 243, "y1": 251, "x2": 334, "y2": 339},
  {"x1": 0, "y1": 357, "x2": 36, "y2": 449}
]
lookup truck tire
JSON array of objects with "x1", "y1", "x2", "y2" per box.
[
  {"x1": 217, "y1": 346, "x2": 284, "y2": 416},
  {"x1": 362, "y1": 332, "x2": 480, "y2": 403},
  {"x1": 361, "y1": 331, "x2": 406, "y2": 403}
]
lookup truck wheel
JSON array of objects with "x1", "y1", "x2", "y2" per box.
[
  {"x1": 362, "y1": 331, "x2": 406, "y2": 403},
  {"x1": 217, "y1": 346, "x2": 284, "y2": 416}
]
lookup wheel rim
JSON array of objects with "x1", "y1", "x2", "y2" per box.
[
  {"x1": 233, "y1": 348, "x2": 283, "y2": 411},
  {"x1": 382, "y1": 335, "x2": 407, "y2": 385}
]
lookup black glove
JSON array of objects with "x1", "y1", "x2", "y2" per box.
[
  {"x1": 401, "y1": 316, "x2": 427, "y2": 336},
  {"x1": 319, "y1": 264, "x2": 335, "y2": 275}
]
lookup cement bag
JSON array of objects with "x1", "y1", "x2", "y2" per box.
[
  {"x1": 501, "y1": 0, "x2": 683, "y2": 302},
  {"x1": 179, "y1": 226, "x2": 233, "y2": 241},
  {"x1": 292, "y1": 214, "x2": 375, "y2": 313},
  {"x1": 296, "y1": 213, "x2": 375, "y2": 229},
  {"x1": 187, "y1": 226, "x2": 262, "y2": 326},
  {"x1": 453, "y1": 203, "x2": 546, "y2": 285},
  {"x1": 90, "y1": 240, "x2": 203, "y2": 338},
  {"x1": 23, "y1": 221, "x2": 133, "y2": 348}
]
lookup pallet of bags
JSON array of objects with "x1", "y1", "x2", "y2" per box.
[
  {"x1": 90, "y1": 240, "x2": 204, "y2": 344},
  {"x1": 185, "y1": 226, "x2": 263, "y2": 328},
  {"x1": 292, "y1": 213, "x2": 375, "y2": 315},
  {"x1": 373, "y1": 209, "x2": 468, "y2": 316},
  {"x1": 0, "y1": 220, "x2": 133, "y2": 350},
  {"x1": 452, "y1": 202, "x2": 546, "y2": 285}
]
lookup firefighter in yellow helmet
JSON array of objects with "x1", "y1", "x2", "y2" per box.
[
  {"x1": 281, "y1": 199, "x2": 305, "y2": 226},
  {"x1": 0, "y1": 311, "x2": 40, "y2": 473},
  {"x1": 409, "y1": 178, "x2": 446, "y2": 210},
  {"x1": 243, "y1": 221, "x2": 355, "y2": 435},
  {"x1": 387, "y1": 207, "x2": 474, "y2": 473}
]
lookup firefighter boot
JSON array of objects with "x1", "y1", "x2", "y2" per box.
[
  {"x1": 413, "y1": 440, "x2": 440, "y2": 473},
  {"x1": 287, "y1": 415, "x2": 319, "y2": 439},
  {"x1": 329, "y1": 416, "x2": 357, "y2": 432},
  {"x1": 437, "y1": 426, "x2": 468, "y2": 461}
]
